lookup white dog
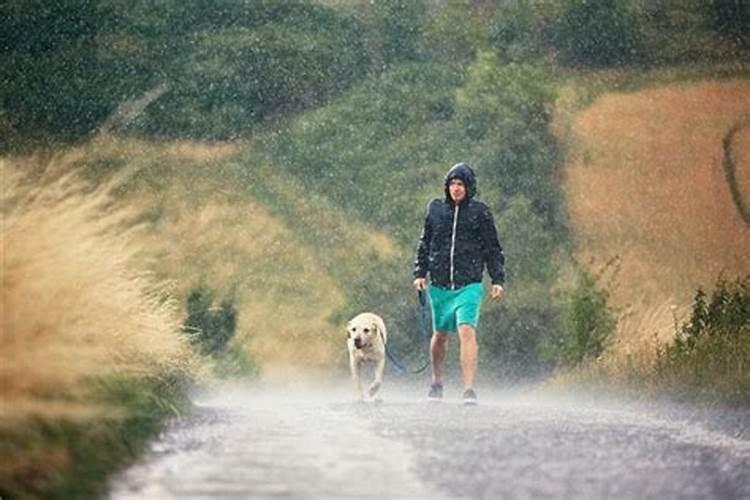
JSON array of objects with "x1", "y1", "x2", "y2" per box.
[{"x1": 346, "y1": 312, "x2": 388, "y2": 401}]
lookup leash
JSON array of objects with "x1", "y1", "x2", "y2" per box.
[{"x1": 385, "y1": 290, "x2": 431, "y2": 374}]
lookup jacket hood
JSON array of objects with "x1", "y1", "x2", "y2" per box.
[{"x1": 444, "y1": 162, "x2": 477, "y2": 202}]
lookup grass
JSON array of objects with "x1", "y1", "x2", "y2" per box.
[
  {"x1": 2, "y1": 134, "x2": 402, "y2": 379},
  {"x1": 0, "y1": 375, "x2": 190, "y2": 499},
  {"x1": 0, "y1": 161, "x2": 195, "y2": 497},
  {"x1": 559, "y1": 76, "x2": 750, "y2": 355},
  {"x1": 549, "y1": 278, "x2": 750, "y2": 408}
]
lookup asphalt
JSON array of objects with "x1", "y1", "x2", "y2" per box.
[{"x1": 106, "y1": 381, "x2": 750, "y2": 499}]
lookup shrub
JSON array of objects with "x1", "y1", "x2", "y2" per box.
[
  {"x1": 421, "y1": 2, "x2": 488, "y2": 62},
  {"x1": 669, "y1": 275, "x2": 749, "y2": 355},
  {"x1": 488, "y1": 0, "x2": 550, "y2": 63},
  {"x1": 368, "y1": 0, "x2": 427, "y2": 64},
  {"x1": 0, "y1": 0, "x2": 147, "y2": 147},
  {"x1": 547, "y1": 270, "x2": 617, "y2": 367},
  {"x1": 183, "y1": 285, "x2": 237, "y2": 356},
  {"x1": 552, "y1": 0, "x2": 643, "y2": 67},
  {"x1": 654, "y1": 275, "x2": 750, "y2": 405},
  {"x1": 712, "y1": 0, "x2": 750, "y2": 47},
  {"x1": 456, "y1": 51, "x2": 561, "y2": 227},
  {"x1": 1, "y1": 0, "x2": 371, "y2": 144}
]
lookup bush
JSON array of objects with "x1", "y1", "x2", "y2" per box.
[
  {"x1": 489, "y1": 0, "x2": 550, "y2": 63},
  {"x1": 421, "y1": 2, "x2": 488, "y2": 63},
  {"x1": 368, "y1": 0, "x2": 427, "y2": 64},
  {"x1": 654, "y1": 275, "x2": 750, "y2": 406},
  {"x1": 1, "y1": 0, "x2": 371, "y2": 144},
  {"x1": 0, "y1": 0, "x2": 149, "y2": 147},
  {"x1": 712, "y1": 0, "x2": 750, "y2": 47},
  {"x1": 456, "y1": 51, "x2": 561, "y2": 227},
  {"x1": 128, "y1": 1, "x2": 369, "y2": 139},
  {"x1": 547, "y1": 270, "x2": 617, "y2": 367},
  {"x1": 552, "y1": 0, "x2": 643, "y2": 67},
  {"x1": 0, "y1": 375, "x2": 190, "y2": 499},
  {"x1": 183, "y1": 285, "x2": 237, "y2": 356},
  {"x1": 669, "y1": 275, "x2": 749, "y2": 355}
]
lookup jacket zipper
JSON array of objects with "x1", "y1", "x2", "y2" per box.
[{"x1": 449, "y1": 204, "x2": 459, "y2": 289}]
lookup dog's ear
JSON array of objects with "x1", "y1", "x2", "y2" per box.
[
  {"x1": 371, "y1": 321, "x2": 380, "y2": 338},
  {"x1": 373, "y1": 320, "x2": 386, "y2": 343}
]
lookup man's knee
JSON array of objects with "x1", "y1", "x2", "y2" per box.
[
  {"x1": 457, "y1": 324, "x2": 476, "y2": 342},
  {"x1": 433, "y1": 331, "x2": 449, "y2": 344}
]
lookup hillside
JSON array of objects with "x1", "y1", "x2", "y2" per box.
[
  {"x1": 562, "y1": 79, "x2": 750, "y2": 352},
  {"x1": 4, "y1": 137, "x2": 399, "y2": 381}
]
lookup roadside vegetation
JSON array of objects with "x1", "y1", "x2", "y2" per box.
[
  {"x1": 553, "y1": 276, "x2": 750, "y2": 407},
  {"x1": 1, "y1": 0, "x2": 748, "y2": 496},
  {"x1": 0, "y1": 166, "x2": 196, "y2": 498}
]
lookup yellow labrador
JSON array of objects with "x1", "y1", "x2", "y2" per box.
[{"x1": 346, "y1": 312, "x2": 387, "y2": 401}]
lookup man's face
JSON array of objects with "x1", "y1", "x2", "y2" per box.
[{"x1": 449, "y1": 178, "x2": 466, "y2": 203}]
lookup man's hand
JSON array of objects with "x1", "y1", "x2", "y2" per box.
[
  {"x1": 413, "y1": 277, "x2": 427, "y2": 291},
  {"x1": 491, "y1": 284, "x2": 504, "y2": 300}
]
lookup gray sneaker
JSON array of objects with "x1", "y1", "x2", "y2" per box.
[
  {"x1": 427, "y1": 383, "x2": 443, "y2": 401},
  {"x1": 463, "y1": 388, "x2": 478, "y2": 406}
]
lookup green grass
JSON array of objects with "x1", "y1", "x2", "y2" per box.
[
  {"x1": 551, "y1": 276, "x2": 750, "y2": 408},
  {"x1": 0, "y1": 375, "x2": 190, "y2": 499}
]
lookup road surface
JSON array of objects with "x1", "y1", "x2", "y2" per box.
[{"x1": 107, "y1": 381, "x2": 750, "y2": 499}]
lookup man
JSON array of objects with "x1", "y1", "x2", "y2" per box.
[{"x1": 413, "y1": 162, "x2": 505, "y2": 405}]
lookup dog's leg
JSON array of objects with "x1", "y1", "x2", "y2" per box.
[
  {"x1": 368, "y1": 357, "x2": 385, "y2": 399},
  {"x1": 350, "y1": 355, "x2": 364, "y2": 400}
]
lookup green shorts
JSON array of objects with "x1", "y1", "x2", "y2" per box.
[{"x1": 428, "y1": 282, "x2": 484, "y2": 334}]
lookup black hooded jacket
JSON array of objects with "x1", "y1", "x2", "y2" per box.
[{"x1": 413, "y1": 163, "x2": 505, "y2": 289}]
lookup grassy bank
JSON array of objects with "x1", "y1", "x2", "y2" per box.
[
  {"x1": 549, "y1": 277, "x2": 750, "y2": 408},
  {"x1": 0, "y1": 375, "x2": 189, "y2": 499},
  {"x1": 0, "y1": 163, "x2": 196, "y2": 497}
]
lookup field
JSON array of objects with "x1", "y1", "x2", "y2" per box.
[{"x1": 563, "y1": 79, "x2": 750, "y2": 353}]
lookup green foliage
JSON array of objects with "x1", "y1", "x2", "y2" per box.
[
  {"x1": 669, "y1": 276, "x2": 750, "y2": 355},
  {"x1": 712, "y1": 0, "x2": 750, "y2": 46},
  {"x1": 263, "y1": 61, "x2": 467, "y2": 243},
  {"x1": 256, "y1": 56, "x2": 567, "y2": 379},
  {"x1": 478, "y1": 196, "x2": 563, "y2": 380},
  {"x1": 184, "y1": 285, "x2": 237, "y2": 356},
  {"x1": 480, "y1": 290, "x2": 559, "y2": 381},
  {"x1": 495, "y1": 196, "x2": 558, "y2": 284},
  {"x1": 553, "y1": 0, "x2": 643, "y2": 67},
  {"x1": 0, "y1": 375, "x2": 190, "y2": 499},
  {"x1": 129, "y1": 1, "x2": 369, "y2": 139},
  {"x1": 489, "y1": 0, "x2": 550, "y2": 63},
  {"x1": 457, "y1": 51, "x2": 555, "y2": 137},
  {"x1": 547, "y1": 270, "x2": 617, "y2": 367},
  {"x1": 1, "y1": 0, "x2": 371, "y2": 146},
  {"x1": 0, "y1": 0, "x2": 149, "y2": 147},
  {"x1": 212, "y1": 345, "x2": 260, "y2": 378},
  {"x1": 653, "y1": 276, "x2": 750, "y2": 406},
  {"x1": 457, "y1": 51, "x2": 561, "y2": 227},
  {"x1": 420, "y1": 2, "x2": 488, "y2": 63},
  {"x1": 368, "y1": 0, "x2": 427, "y2": 64}
]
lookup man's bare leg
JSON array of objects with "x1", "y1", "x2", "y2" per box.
[
  {"x1": 430, "y1": 332, "x2": 449, "y2": 385},
  {"x1": 458, "y1": 324, "x2": 477, "y2": 390}
]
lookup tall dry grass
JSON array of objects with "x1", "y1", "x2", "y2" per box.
[
  {"x1": 0, "y1": 162, "x2": 193, "y2": 422},
  {"x1": 562, "y1": 79, "x2": 750, "y2": 350},
  {"x1": 2, "y1": 135, "x2": 401, "y2": 384}
]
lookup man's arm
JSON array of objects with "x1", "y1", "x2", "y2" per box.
[
  {"x1": 413, "y1": 201, "x2": 433, "y2": 286},
  {"x1": 479, "y1": 205, "x2": 505, "y2": 287}
]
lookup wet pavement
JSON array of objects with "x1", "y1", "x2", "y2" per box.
[{"x1": 106, "y1": 382, "x2": 750, "y2": 499}]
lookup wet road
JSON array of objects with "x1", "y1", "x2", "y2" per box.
[{"x1": 107, "y1": 382, "x2": 750, "y2": 499}]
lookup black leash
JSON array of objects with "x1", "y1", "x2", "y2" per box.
[{"x1": 385, "y1": 290, "x2": 431, "y2": 374}]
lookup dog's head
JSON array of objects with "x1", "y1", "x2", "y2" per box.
[{"x1": 347, "y1": 314, "x2": 382, "y2": 350}]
